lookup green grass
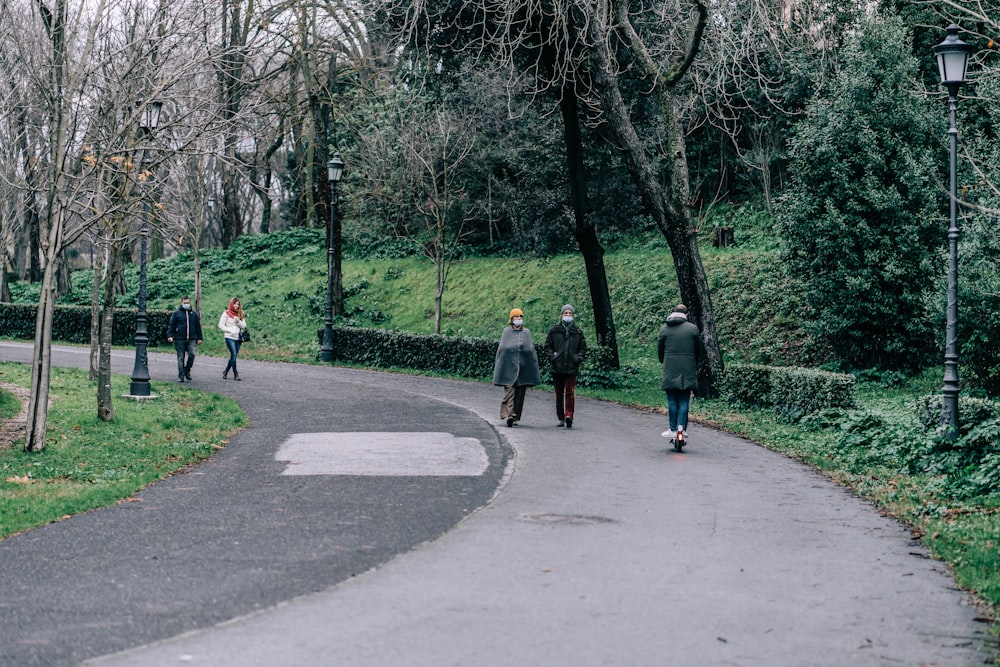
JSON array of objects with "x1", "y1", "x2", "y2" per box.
[
  {"x1": 0, "y1": 362, "x2": 246, "y2": 539},
  {"x1": 0, "y1": 387, "x2": 20, "y2": 419}
]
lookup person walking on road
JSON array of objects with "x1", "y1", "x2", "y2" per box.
[
  {"x1": 166, "y1": 295, "x2": 203, "y2": 383},
  {"x1": 657, "y1": 304, "x2": 705, "y2": 443},
  {"x1": 493, "y1": 308, "x2": 541, "y2": 427},
  {"x1": 218, "y1": 297, "x2": 248, "y2": 381},
  {"x1": 543, "y1": 304, "x2": 587, "y2": 428}
]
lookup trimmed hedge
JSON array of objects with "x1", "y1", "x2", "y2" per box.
[
  {"x1": 325, "y1": 325, "x2": 627, "y2": 388},
  {"x1": 329, "y1": 326, "x2": 498, "y2": 378},
  {"x1": 0, "y1": 303, "x2": 173, "y2": 347},
  {"x1": 721, "y1": 362, "x2": 856, "y2": 420}
]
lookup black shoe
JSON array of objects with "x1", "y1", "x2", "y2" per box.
[
  {"x1": 185, "y1": 371, "x2": 192, "y2": 381},
  {"x1": 565, "y1": 417, "x2": 573, "y2": 428},
  {"x1": 506, "y1": 417, "x2": 514, "y2": 427},
  {"x1": 177, "y1": 377, "x2": 184, "y2": 383},
  {"x1": 223, "y1": 369, "x2": 229, "y2": 379},
  {"x1": 557, "y1": 420, "x2": 565, "y2": 427}
]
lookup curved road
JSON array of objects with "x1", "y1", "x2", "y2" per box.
[{"x1": 0, "y1": 342, "x2": 994, "y2": 666}]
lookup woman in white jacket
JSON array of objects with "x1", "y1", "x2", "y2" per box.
[{"x1": 218, "y1": 297, "x2": 247, "y2": 380}]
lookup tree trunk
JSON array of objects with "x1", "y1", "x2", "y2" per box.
[
  {"x1": 194, "y1": 245, "x2": 202, "y2": 315},
  {"x1": 25, "y1": 0, "x2": 68, "y2": 452},
  {"x1": 217, "y1": 0, "x2": 247, "y2": 248},
  {"x1": 434, "y1": 272, "x2": 443, "y2": 335},
  {"x1": 97, "y1": 298, "x2": 116, "y2": 422},
  {"x1": 88, "y1": 237, "x2": 106, "y2": 380},
  {"x1": 585, "y1": 23, "x2": 722, "y2": 394},
  {"x1": 220, "y1": 170, "x2": 241, "y2": 248},
  {"x1": 28, "y1": 202, "x2": 41, "y2": 283},
  {"x1": 0, "y1": 262, "x2": 10, "y2": 302},
  {"x1": 97, "y1": 232, "x2": 125, "y2": 421},
  {"x1": 559, "y1": 83, "x2": 620, "y2": 367},
  {"x1": 259, "y1": 166, "x2": 273, "y2": 234},
  {"x1": 24, "y1": 257, "x2": 59, "y2": 452}
]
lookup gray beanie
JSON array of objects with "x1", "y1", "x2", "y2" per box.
[{"x1": 561, "y1": 304, "x2": 575, "y2": 314}]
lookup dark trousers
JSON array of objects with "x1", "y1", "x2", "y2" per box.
[
  {"x1": 174, "y1": 340, "x2": 197, "y2": 379},
  {"x1": 552, "y1": 373, "x2": 577, "y2": 420},
  {"x1": 501, "y1": 385, "x2": 528, "y2": 420}
]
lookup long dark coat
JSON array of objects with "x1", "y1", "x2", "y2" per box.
[
  {"x1": 492, "y1": 326, "x2": 541, "y2": 387},
  {"x1": 657, "y1": 315, "x2": 704, "y2": 392}
]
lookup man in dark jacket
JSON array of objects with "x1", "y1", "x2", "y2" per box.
[
  {"x1": 657, "y1": 304, "x2": 704, "y2": 443},
  {"x1": 166, "y1": 296, "x2": 203, "y2": 383},
  {"x1": 543, "y1": 304, "x2": 588, "y2": 428}
]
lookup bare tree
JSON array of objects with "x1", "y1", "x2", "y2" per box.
[
  {"x1": 401, "y1": 106, "x2": 476, "y2": 334},
  {"x1": 0, "y1": 0, "x2": 252, "y2": 450}
]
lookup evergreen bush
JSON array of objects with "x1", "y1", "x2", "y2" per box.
[
  {"x1": 720, "y1": 362, "x2": 856, "y2": 419},
  {"x1": 778, "y1": 14, "x2": 942, "y2": 371}
]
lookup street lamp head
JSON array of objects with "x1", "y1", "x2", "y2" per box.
[
  {"x1": 328, "y1": 154, "x2": 345, "y2": 183},
  {"x1": 933, "y1": 24, "x2": 975, "y2": 90},
  {"x1": 136, "y1": 99, "x2": 163, "y2": 134}
]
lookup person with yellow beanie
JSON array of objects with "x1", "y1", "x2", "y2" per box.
[{"x1": 492, "y1": 308, "x2": 541, "y2": 426}]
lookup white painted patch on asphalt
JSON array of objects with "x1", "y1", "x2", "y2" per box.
[{"x1": 275, "y1": 432, "x2": 489, "y2": 476}]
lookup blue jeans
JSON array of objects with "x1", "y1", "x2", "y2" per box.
[
  {"x1": 665, "y1": 390, "x2": 691, "y2": 431},
  {"x1": 224, "y1": 337, "x2": 242, "y2": 374},
  {"x1": 174, "y1": 340, "x2": 197, "y2": 379}
]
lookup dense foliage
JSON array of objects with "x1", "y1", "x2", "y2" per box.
[
  {"x1": 778, "y1": 14, "x2": 944, "y2": 372},
  {"x1": 953, "y1": 75, "x2": 1000, "y2": 395}
]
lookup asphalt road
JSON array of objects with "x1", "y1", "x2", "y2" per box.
[{"x1": 0, "y1": 342, "x2": 995, "y2": 666}]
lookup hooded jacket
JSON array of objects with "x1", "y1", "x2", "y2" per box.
[{"x1": 657, "y1": 312, "x2": 704, "y2": 392}]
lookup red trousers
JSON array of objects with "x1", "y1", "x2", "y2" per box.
[{"x1": 552, "y1": 373, "x2": 577, "y2": 420}]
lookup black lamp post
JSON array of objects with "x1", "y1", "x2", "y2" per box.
[
  {"x1": 320, "y1": 154, "x2": 345, "y2": 362},
  {"x1": 933, "y1": 25, "x2": 975, "y2": 438},
  {"x1": 128, "y1": 99, "x2": 163, "y2": 397}
]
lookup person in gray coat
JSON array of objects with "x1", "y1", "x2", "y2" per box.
[
  {"x1": 657, "y1": 304, "x2": 705, "y2": 441},
  {"x1": 492, "y1": 307, "x2": 541, "y2": 427}
]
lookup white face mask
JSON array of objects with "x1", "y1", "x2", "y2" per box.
[
  {"x1": 512, "y1": 318, "x2": 523, "y2": 327},
  {"x1": 562, "y1": 315, "x2": 573, "y2": 323}
]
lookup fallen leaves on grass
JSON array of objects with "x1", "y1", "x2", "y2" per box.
[{"x1": 5, "y1": 475, "x2": 34, "y2": 484}]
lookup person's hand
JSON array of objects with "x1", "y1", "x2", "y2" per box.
[
  {"x1": 167, "y1": 337, "x2": 173, "y2": 343},
  {"x1": 196, "y1": 340, "x2": 202, "y2": 344}
]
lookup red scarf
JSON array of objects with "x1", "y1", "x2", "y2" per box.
[{"x1": 226, "y1": 298, "x2": 243, "y2": 319}]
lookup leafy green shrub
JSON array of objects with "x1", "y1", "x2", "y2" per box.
[
  {"x1": 913, "y1": 394, "x2": 998, "y2": 433},
  {"x1": 819, "y1": 408, "x2": 927, "y2": 474},
  {"x1": 966, "y1": 451, "x2": 1000, "y2": 498},
  {"x1": 720, "y1": 362, "x2": 855, "y2": 420},
  {"x1": 576, "y1": 346, "x2": 641, "y2": 390}
]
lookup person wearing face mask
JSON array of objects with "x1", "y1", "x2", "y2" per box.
[
  {"x1": 543, "y1": 304, "x2": 588, "y2": 428},
  {"x1": 492, "y1": 308, "x2": 541, "y2": 427},
  {"x1": 166, "y1": 295, "x2": 203, "y2": 383},
  {"x1": 218, "y1": 297, "x2": 248, "y2": 381}
]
